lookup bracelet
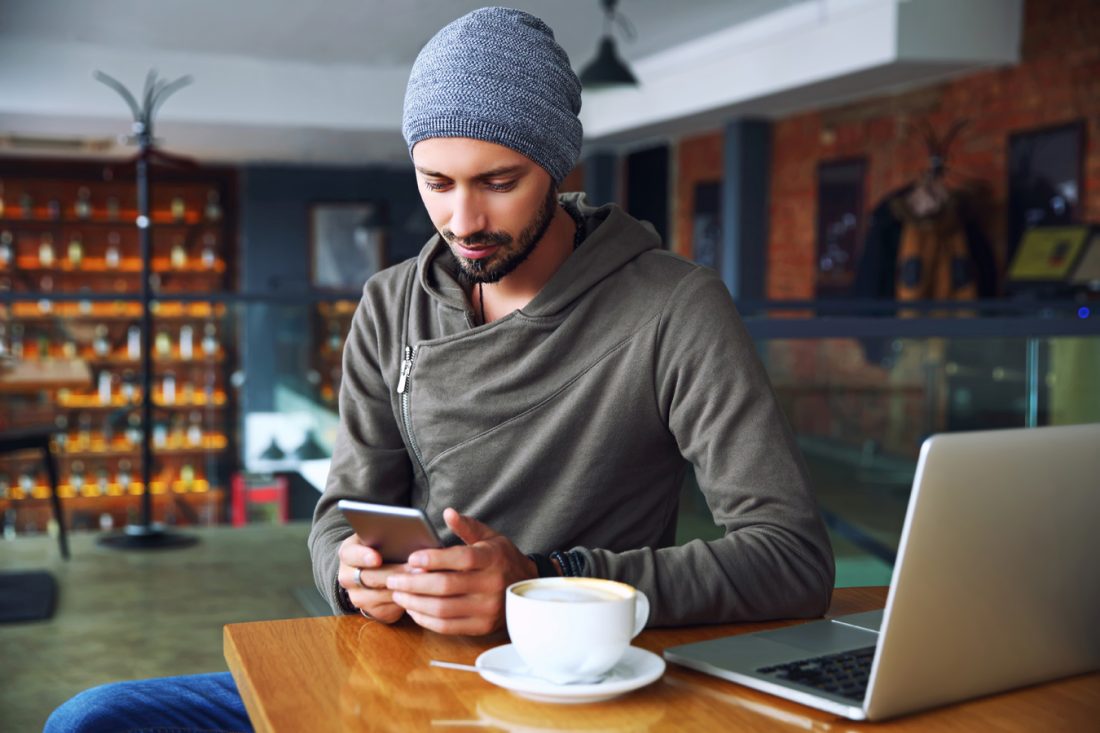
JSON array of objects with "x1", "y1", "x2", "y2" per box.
[
  {"x1": 527, "y1": 552, "x2": 558, "y2": 578},
  {"x1": 550, "y1": 550, "x2": 585, "y2": 577}
]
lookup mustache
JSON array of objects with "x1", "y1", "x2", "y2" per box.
[{"x1": 442, "y1": 229, "x2": 512, "y2": 248}]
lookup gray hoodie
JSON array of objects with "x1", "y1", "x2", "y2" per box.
[{"x1": 309, "y1": 192, "x2": 834, "y2": 626}]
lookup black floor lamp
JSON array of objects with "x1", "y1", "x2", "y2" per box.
[{"x1": 94, "y1": 70, "x2": 199, "y2": 550}]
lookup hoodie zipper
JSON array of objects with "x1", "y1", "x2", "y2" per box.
[{"x1": 397, "y1": 345, "x2": 426, "y2": 473}]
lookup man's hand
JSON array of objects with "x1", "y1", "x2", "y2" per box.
[
  {"x1": 385, "y1": 507, "x2": 538, "y2": 635},
  {"x1": 337, "y1": 534, "x2": 408, "y2": 624}
]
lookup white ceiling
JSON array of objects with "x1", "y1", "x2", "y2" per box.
[
  {"x1": 0, "y1": 0, "x2": 1023, "y2": 166},
  {"x1": 0, "y1": 0, "x2": 802, "y2": 67}
]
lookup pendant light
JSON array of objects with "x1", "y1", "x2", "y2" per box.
[{"x1": 579, "y1": 0, "x2": 638, "y2": 89}]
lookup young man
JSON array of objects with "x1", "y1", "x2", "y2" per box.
[{"x1": 47, "y1": 8, "x2": 832, "y2": 732}]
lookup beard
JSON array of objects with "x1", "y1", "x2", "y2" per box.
[{"x1": 443, "y1": 184, "x2": 558, "y2": 285}]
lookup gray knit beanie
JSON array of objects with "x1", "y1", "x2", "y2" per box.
[{"x1": 402, "y1": 7, "x2": 583, "y2": 183}]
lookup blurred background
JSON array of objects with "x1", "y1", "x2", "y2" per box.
[{"x1": 1, "y1": 1, "x2": 1097, "y2": 728}]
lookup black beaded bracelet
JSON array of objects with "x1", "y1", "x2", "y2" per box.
[
  {"x1": 550, "y1": 550, "x2": 582, "y2": 577},
  {"x1": 527, "y1": 552, "x2": 558, "y2": 578}
]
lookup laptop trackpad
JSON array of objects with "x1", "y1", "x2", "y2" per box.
[{"x1": 757, "y1": 618, "x2": 879, "y2": 654}]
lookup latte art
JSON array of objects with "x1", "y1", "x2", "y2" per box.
[{"x1": 516, "y1": 586, "x2": 622, "y2": 603}]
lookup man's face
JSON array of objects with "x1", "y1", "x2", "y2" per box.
[{"x1": 412, "y1": 137, "x2": 557, "y2": 284}]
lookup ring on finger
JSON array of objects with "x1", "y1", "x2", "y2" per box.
[{"x1": 353, "y1": 567, "x2": 364, "y2": 588}]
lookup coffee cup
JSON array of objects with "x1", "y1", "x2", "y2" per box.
[{"x1": 505, "y1": 577, "x2": 649, "y2": 685}]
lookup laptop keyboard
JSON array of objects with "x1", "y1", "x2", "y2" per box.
[{"x1": 756, "y1": 646, "x2": 876, "y2": 702}]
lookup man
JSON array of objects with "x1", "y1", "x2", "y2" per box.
[{"x1": 46, "y1": 8, "x2": 832, "y2": 732}]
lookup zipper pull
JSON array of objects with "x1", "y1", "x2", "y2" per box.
[{"x1": 397, "y1": 345, "x2": 413, "y2": 394}]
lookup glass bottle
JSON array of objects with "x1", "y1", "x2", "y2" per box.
[
  {"x1": 200, "y1": 232, "x2": 217, "y2": 269},
  {"x1": 62, "y1": 338, "x2": 78, "y2": 359},
  {"x1": 98, "y1": 370, "x2": 112, "y2": 404},
  {"x1": 74, "y1": 187, "x2": 92, "y2": 219},
  {"x1": 117, "y1": 459, "x2": 133, "y2": 491},
  {"x1": 19, "y1": 192, "x2": 33, "y2": 218},
  {"x1": 170, "y1": 236, "x2": 187, "y2": 269},
  {"x1": 125, "y1": 414, "x2": 141, "y2": 446},
  {"x1": 93, "y1": 324, "x2": 110, "y2": 357},
  {"x1": 162, "y1": 371, "x2": 176, "y2": 404},
  {"x1": 187, "y1": 411, "x2": 203, "y2": 446},
  {"x1": 179, "y1": 324, "x2": 193, "y2": 360},
  {"x1": 38, "y1": 233, "x2": 55, "y2": 267},
  {"x1": 204, "y1": 189, "x2": 222, "y2": 221},
  {"x1": 105, "y1": 231, "x2": 121, "y2": 269},
  {"x1": 153, "y1": 422, "x2": 168, "y2": 448},
  {"x1": 121, "y1": 370, "x2": 136, "y2": 403},
  {"x1": 171, "y1": 196, "x2": 186, "y2": 222},
  {"x1": 180, "y1": 463, "x2": 195, "y2": 490},
  {"x1": 47, "y1": 198, "x2": 61, "y2": 220},
  {"x1": 127, "y1": 325, "x2": 141, "y2": 360},
  {"x1": 155, "y1": 328, "x2": 172, "y2": 359},
  {"x1": 67, "y1": 233, "x2": 83, "y2": 268},
  {"x1": 0, "y1": 230, "x2": 13, "y2": 267},
  {"x1": 54, "y1": 415, "x2": 69, "y2": 451},
  {"x1": 11, "y1": 323, "x2": 24, "y2": 359},
  {"x1": 70, "y1": 461, "x2": 86, "y2": 495},
  {"x1": 106, "y1": 196, "x2": 120, "y2": 221},
  {"x1": 77, "y1": 413, "x2": 93, "y2": 449},
  {"x1": 96, "y1": 467, "x2": 110, "y2": 496},
  {"x1": 202, "y1": 323, "x2": 218, "y2": 357}
]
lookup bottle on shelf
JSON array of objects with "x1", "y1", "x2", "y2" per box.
[
  {"x1": 105, "y1": 231, "x2": 121, "y2": 269},
  {"x1": 127, "y1": 325, "x2": 141, "y2": 360},
  {"x1": 77, "y1": 413, "x2": 93, "y2": 450},
  {"x1": 117, "y1": 459, "x2": 132, "y2": 492},
  {"x1": 182, "y1": 380, "x2": 195, "y2": 405},
  {"x1": 200, "y1": 232, "x2": 217, "y2": 269},
  {"x1": 53, "y1": 414, "x2": 69, "y2": 451},
  {"x1": 19, "y1": 191, "x2": 33, "y2": 218},
  {"x1": 47, "y1": 198, "x2": 61, "y2": 220},
  {"x1": 170, "y1": 235, "x2": 187, "y2": 270},
  {"x1": 153, "y1": 421, "x2": 168, "y2": 449},
  {"x1": 98, "y1": 370, "x2": 113, "y2": 405},
  {"x1": 36, "y1": 331, "x2": 50, "y2": 360},
  {"x1": 62, "y1": 337, "x2": 78, "y2": 359},
  {"x1": 70, "y1": 460, "x2": 86, "y2": 495},
  {"x1": 93, "y1": 324, "x2": 111, "y2": 357},
  {"x1": 180, "y1": 462, "x2": 196, "y2": 490},
  {"x1": 106, "y1": 196, "x2": 120, "y2": 221},
  {"x1": 171, "y1": 196, "x2": 186, "y2": 222},
  {"x1": 74, "y1": 187, "x2": 92, "y2": 220},
  {"x1": 187, "y1": 411, "x2": 203, "y2": 446},
  {"x1": 125, "y1": 413, "x2": 142, "y2": 447},
  {"x1": 179, "y1": 324, "x2": 193, "y2": 360},
  {"x1": 155, "y1": 328, "x2": 172, "y2": 359},
  {"x1": 162, "y1": 371, "x2": 177, "y2": 405},
  {"x1": 121, "y1": 370, "x2": 136, "y2": 403},
  {"x1": 67, "y1": 233, "x2": 84, "y2": 268},
  {"x1": 96, "y1": 466, "x2": 110, "y2": 496},
  {"x1": 38, "y1": 233, "x2": 55, "y2": 267},
  {"x1": 0, "y1": 230, "x2": 13, "y2": 267},
  {"x1": 202, "y1": 323, "x2": 218, "y2": 357},
  {"x1": 204, "y1": 189, "x2": 222, "y2": 222}
]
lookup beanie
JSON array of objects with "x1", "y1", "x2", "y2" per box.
[{"x1": 401, "y1": 7, "x2": 583, "y2": 183}]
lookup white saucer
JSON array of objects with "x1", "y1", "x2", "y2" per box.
[{"x1": 474, "y1": 644, "x2": 666, "y2": 704}]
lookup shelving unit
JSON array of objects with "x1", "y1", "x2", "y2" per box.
[{"x1": 0, "y1": 157, "x2": 237, "y2": 535}]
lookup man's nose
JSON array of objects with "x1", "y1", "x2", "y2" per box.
[{"x1": 448, "y1": 190, "x2": 487, "y2": 240}]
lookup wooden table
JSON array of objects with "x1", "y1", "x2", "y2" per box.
[{"x1": 224, "y1": 587, "x2": 1099, "y2": 732}]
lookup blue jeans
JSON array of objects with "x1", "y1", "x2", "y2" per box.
[{"x1": 43, "y1": 672, "x2": 251, "y2": 733}]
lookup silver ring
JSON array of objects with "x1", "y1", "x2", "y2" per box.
[{"x1": 353, "y1": 567, "x2": 364, "y2": 588}]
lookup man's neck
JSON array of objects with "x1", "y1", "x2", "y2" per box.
[{"x1": 479, "y1": 203, "x2": 575, "y2": 317}]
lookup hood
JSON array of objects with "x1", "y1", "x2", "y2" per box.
[{"x1": 416, "y1": 191, "x2": 662, "y2": 317}]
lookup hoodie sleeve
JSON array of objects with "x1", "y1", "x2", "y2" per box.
[
  {"x1": 582, "y1": 266, "x2": 835, "y2": 625},
  {"x1": 307, "y1": 283, "x2": 414, "y2": 614}
]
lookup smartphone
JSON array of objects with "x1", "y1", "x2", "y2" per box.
[{"x1": 338, "y1": 499, "x2": 443, "y2": 564}]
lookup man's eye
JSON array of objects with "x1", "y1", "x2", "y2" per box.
[
  {"x1": 486, "y1": 181, "x2": 516, "y2": 192},
  {"x1": 423, "y1": 180, "x2": 449, "y2": 192}
]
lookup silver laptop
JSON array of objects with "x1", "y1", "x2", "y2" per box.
[{"x1": 664, "y1": 423, "x2": 1100, "y2": 721}]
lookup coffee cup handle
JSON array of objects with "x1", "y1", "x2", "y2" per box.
[{"x1": 631, "y1": 591, "x2": 650, "y2": 637}]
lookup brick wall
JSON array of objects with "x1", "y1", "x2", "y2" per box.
[{"x1": 674, "y1": 0, "x2": 1100, "y2": 300}]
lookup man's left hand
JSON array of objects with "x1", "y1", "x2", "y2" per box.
[{"x1": 385, "y1": 507, "x2": 537, "y2": 635}]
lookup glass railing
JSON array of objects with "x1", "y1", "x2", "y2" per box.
[{"x1": 3, "y1": 291, "x2": 1098, "y2": 590}]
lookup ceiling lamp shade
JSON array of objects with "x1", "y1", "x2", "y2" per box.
[{"x1": 578, "y1": 0, "x2": 638, "y2": 89}]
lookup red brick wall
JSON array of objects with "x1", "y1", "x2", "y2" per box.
[{"x1": 675, "y1": 0, "x2": 1100, "y2": 300}]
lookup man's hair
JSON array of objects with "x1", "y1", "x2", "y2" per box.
[{"x1": 401, "y1": 7, "x2": 583, "y2": 184}]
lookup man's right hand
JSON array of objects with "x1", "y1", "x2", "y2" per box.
[{"x1": 337, "y1": 534, "x2": 408, "y2": 623}]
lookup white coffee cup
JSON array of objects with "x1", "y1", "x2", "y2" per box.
[{"x1": 505, "y1": 577, "x2": 650, "y2": 684}]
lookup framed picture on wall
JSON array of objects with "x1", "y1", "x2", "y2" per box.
[
  {"x1": 310, "y1": 202, "x2": 389, "y2": 291},
  {"x1": 1007, "y1": 120, "x2": 1085, "y2": 262},
  {"x1": 816, "y1": 158, "x2": 866, "y2": 297}
]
